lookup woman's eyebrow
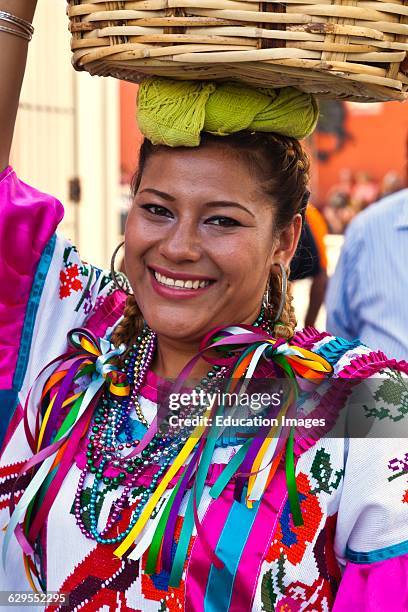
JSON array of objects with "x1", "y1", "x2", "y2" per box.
[
  {"x1": 138, "y1": 190, "x2": 255, "y2": 218},
  {"x1": 139, "y1": 188, "x2": 175, "y2": 201},
  {"x1": 206, "y1": 201, "x2": 255, "y2": 218}
]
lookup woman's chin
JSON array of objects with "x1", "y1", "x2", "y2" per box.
[{"x1": 143, "y1": 315, "x2": 217, "y2": 343}]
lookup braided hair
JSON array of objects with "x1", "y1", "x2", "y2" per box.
[{"x1": 111, "y1": 132, "x2": 310, "y2": 347}]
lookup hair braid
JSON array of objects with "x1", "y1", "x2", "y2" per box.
[{"x1": 110, "y1": 294, "x2": 144, "y2": 349}]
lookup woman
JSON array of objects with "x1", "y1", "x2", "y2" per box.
[{"x1": 0, "y1": 3, "x2": 407, "y2": 611}]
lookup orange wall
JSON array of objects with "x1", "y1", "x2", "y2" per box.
[
  {"x1": 120, "y1": 82, "x2": 143, "y2": 184},
  {"x1": 313, "y1": 101, "x2": 408, "y2": 206}
]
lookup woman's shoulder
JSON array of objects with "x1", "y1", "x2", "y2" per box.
[
  {"x1": 295, "y1": 327, "x2": 408, "y2": 436},
  {"x1": 294, "y1": 326, "x2": 408, "y2": 379},
  {"x1": 0, "y1": 165, "x2": 64, "y2": 227},
  {"x1": 0, "y1": 166, "x2": 125, "y2": 397}
]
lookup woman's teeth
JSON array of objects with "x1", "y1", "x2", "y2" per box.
[{"x1": 154, "y1": 271, "x2": 210, "y2": 290}]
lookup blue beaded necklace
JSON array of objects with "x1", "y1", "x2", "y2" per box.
[{"x1": 74, "y1": 308, "x2": 268, "y2": 543}]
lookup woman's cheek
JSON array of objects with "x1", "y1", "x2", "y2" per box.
[{"x1": 126, "y1": 219, "x2": 160, "y2": 252}]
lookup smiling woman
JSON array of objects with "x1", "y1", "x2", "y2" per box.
[{"x1": 0, "y1": 7, "x2": 408, "y2": 611}]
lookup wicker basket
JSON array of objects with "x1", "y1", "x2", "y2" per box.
[{"x1": 68, "y1": 1, "x2": 408, "y2": 102}]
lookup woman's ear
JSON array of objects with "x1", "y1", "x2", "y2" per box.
[{"x1": 272, "y1": 214, "x2": 302, "y2": 268}]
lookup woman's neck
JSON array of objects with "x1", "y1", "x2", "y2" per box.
[{"x1": 152, "y1": 335, "x2": 211, "y2": 381}]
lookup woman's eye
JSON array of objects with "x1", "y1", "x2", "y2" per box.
[
  {"x1": 141, "y1": 204, "x2": 174, "y2": 218},
  {"x1": 206, "y1": 216, "x2": 241, "y2": 227}
]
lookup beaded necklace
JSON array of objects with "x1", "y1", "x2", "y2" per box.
[{"x1": 74, "y1": 309, "x2": 269, "y2": 544}]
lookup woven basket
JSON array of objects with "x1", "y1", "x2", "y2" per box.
[{"x1": 68, "y1": 1, "x2": 408, "y2": 102}]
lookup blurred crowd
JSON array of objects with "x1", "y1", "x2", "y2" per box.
[
  {"x1": 291, "y1": 164, "x2": 407, "y2": 331},
  {"x1": 322, "y1": 168, "x2": 405, "y2": 234}
]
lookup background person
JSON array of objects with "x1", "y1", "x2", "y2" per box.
[
  {"x1": 350, "y1": 170, "x2": 379, "y2": 212},
  {"x1": 380, "y1": 171, "x2": 404, "y2": 198},
  {"x1": 324, "y1": 191, "x2": 355, "y2": 235},
  {"x1": 291, "y1": 204, "x2": 328, "y2": 327},
  {"x1": 326, "y1": 187, "x2": 408, "y2": 361}
]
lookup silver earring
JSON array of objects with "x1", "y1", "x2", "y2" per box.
[
  {"x1": 262, "y1": 285, "x2": 270, "y2": 310},
  {"x1": 110, "y1": 241, "x2": 132, "y2": 296}
]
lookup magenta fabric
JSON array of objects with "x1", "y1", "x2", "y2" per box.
[
  {"x1": 333, "y1": 554, "x2": 408, "y2": 611},
  {"x1": 0, "y1": 166, "x2": 64, "y2": 389},
  {"x1": 228, "y1": 466, "x2": 288, "y2": 611},
  {"x1": 140, "y1": 370, "x2": 160, "y2": 402},
  {"x1": 185, "y1": 482, "x2": 236, "y2": 612},
  {"x1": 82, "y1": 289, "x2": 126, "y2": 339}
]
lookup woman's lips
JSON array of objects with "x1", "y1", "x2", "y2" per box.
[
  {"x1": 149, "y1": 265, "x2": 216, "y2": 283},
  {"x1": 148, "y1": 267, "x2": 215, "y2": 299}
]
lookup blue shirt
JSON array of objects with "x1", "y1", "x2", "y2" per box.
[{"x1": 326, "y1": 189, "x2": 408, "y2": 361}]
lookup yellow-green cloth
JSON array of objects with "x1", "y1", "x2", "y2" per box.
[{"x1": 137, "y1": 78, "x2": 319, "y2": 147}]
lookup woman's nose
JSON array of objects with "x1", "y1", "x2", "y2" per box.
[{"x1": 158, "y1": 219, "x2": 202, "y2": 263}]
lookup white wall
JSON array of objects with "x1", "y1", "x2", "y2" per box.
[{"x1": 10, "y1": 0, "x2": 120, "y2": 269}]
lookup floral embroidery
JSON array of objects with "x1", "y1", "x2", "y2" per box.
[
  {"x1": 262, "y1": 463, "x2": 341, "y2": 611},
  {"x1": 310, "y1": 448, "x2": 343, "y2": 495},
  {"x1": 261, "y1": 568, "x2": 278, "y2": 611},
  {"x1": 58, "y1": 246, "x2": 115, "y2": 314},
  {"x1": 364, "y1": 370, "x2": 408, "y2": 422},
  {"x1": 59, "y1": 246, "x2": 84, "y2": 300},
  {"x1": 59, "y1": 263, "x2": 83, "y2": 299},
  {"x1": 388, "y1": 452, "x2": 408, "y2": 480},
  {"x1": 266, "y1": 472, "x2": 323, "y2": 566},
  {"x1": 276, "y1": 578, "x2": 334, "y2": 612},
  {"x1": 387, "y1": 452, "x2": 408, "y2": 505},
  {"x1": 0, "y1": 461, "x2": 29, "y2": 511},
  {"x1": 92, "y1": 294, "x2": 108, "y2": 314}
]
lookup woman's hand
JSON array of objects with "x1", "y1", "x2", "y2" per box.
[{"x1": 0, "y1": 0, "x2": 38, "y2": 172}]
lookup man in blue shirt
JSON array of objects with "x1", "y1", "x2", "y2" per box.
[{"x1": 326, "y1": 189, "x2": 408, "y2": 361}]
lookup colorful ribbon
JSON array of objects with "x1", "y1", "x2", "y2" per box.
[
  {"x1": 3, "y1": 323, "x2": 332, "y2": 593},
  {"x1": 2, "y1": 329, "x2": 127, "y2": 583},
  {"x1": 114, "y1": 325, "x2": 332, "y2": 587}
]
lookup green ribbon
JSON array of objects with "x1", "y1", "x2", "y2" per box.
[
  {"x1": 169, "y1": 417, "x2": 220, "y2": 587},
  {"x1": 285, "y1": 426, "x2": 303, "y2": 527},
  {"x1": 145, "y1": 477, "x2": 184, "y2": 574},
  {"x1": 53, "y1": 393, "x2": 85, "y2": 442}
]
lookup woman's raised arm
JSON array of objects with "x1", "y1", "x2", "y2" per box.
[{"x1": 0, "y1": 0, "x2": 37, "y2": 172}]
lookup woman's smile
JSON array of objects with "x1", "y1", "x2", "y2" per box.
[{"x1": 148, "y1": 265, "x2": 216, "y2": 299}]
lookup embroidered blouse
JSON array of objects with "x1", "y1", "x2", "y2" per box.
[{"x1": 0, "y1": 166, "x2": 407, "y2": 611}]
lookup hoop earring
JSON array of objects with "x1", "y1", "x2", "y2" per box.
[
  {"x1": 110, "y1": 241, "x2": 132, "y2": 296},
  {"x1": 263, "y1": 263, "x2": 288, "y2": 323},
  {"x1": 273, "y1": 263, "x2": 288, "y2": 323}
]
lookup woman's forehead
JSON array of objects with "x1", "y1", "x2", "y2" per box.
[{"x1": 138, "y1": 146, "x2": 266, "y2": 203}]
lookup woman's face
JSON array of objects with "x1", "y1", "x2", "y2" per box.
[{"x1": 125, "y1": 144, "x2": 301, "y2": 342}]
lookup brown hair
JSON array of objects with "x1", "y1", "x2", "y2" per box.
[{"x1": 111, "y1": 132, "x2": 310, "y2": 348}]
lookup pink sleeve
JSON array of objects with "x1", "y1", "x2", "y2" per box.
[
  {"x1": 333, "y1": 554, "x2": 408, "y2": 611},
  {"x1": 0, "y1": 166, "x2": 64, "y2": 388}
]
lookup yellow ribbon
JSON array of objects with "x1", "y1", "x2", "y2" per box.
[{"x1": 114, "y1": 408, "x2": 211, "y2": 558}]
